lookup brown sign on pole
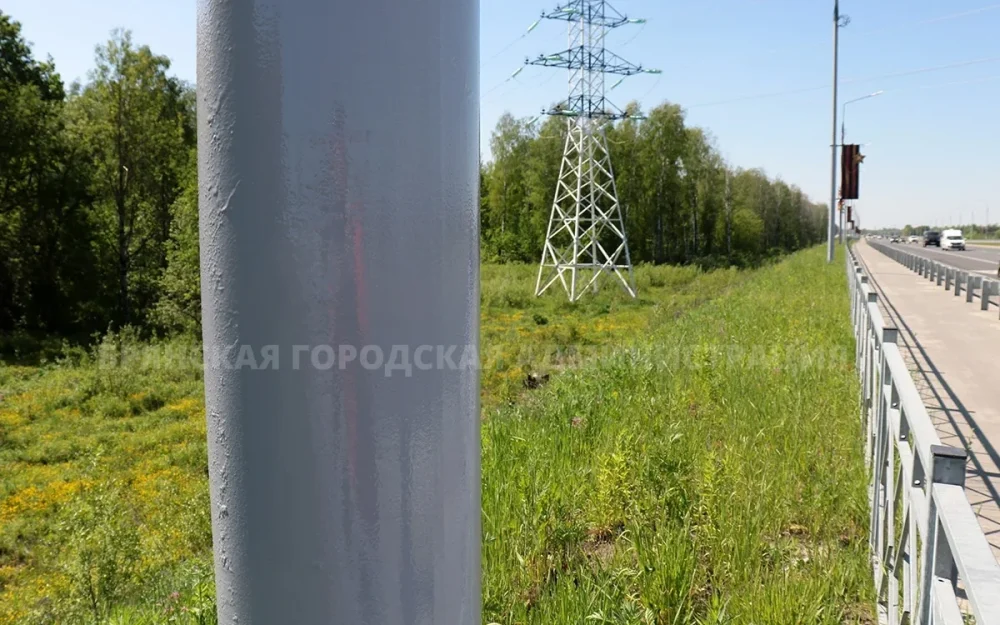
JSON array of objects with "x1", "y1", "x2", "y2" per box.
[{"x1": 841, "y1": 144, "x2": 862, "y2": 199}]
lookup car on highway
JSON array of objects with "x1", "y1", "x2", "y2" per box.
[
  {"x1": 923, "y1": 230, "x2": 941, "y2": 247},
  {"x1": 890, "y1": 235, "x2": 901, "y2": 243},
  {"x1": 908, "y1": 235, "x2": 920, "y2": 244},
  {"x1": 941, "y1": 229, "x2": 966, "y2": 251}
]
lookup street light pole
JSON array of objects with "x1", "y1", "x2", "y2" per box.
[
  {"x1": 828, "y1": 0, "x2": 840, "y2": 263},
  {"x1": 838, "y1": 90, "x2": 882, "y2": 244},
  {"x1": 197, "y1": 1, "x2": 481, "y2": 623}
]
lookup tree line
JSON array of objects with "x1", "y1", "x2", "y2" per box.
[
  {"x1": 2, "y1": 11, "x2": 829, "y2": 345},
  {"x1": 901, "y1": 224, "x2": 999, "y2": 239},
  {"x1": 1, "y1": 14, "x2": 199, "y2": 343},
  {"x1": 481, "y1": 107, "x2": 830, "y2": 267}
]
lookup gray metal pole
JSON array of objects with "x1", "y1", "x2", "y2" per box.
[
  {"x1": 197, "y1": 1, "x2": 480, "y2": 623},
  {"x1": 827, "y1": 1, "x2": 840, "y2": 263}
]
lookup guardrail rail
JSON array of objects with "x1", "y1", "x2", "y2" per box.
[
  {"x1": 847, "y1": 244, "x2": 1000, "y2": 624},
  {"x1": 870, "y1": 242, "x2": 1000, "y2": 320}
]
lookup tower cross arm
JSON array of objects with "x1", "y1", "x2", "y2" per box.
[
  {"x1": 600, "y1": 49, "x2": 645, "y2": 76},
  {"x1": 539, "y1": 1, "x2": 629, "y2": 28},
  {"x1": 526, "y1": 48, "x2": 644, "y2": 76}
]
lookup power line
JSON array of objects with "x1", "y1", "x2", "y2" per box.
[
  {"x1": 485, "y1": 18, "x2": 543, "y2": 65},
  {"x1": 857, "y1": 55, "x2": 1000, "y2": 83},
  {"x1": 616, "y1": 21, "x2": 646, "y2": 48},
  {"x1": 907, "y1": 73, "x2": 1000, "y2": 92},
  {"x1": 851, "y1": 3, "x2": 1000, "y2": 36},
  {"x1": 481, "y1": 64, "x2": 561, "y2": 102},
  {"x1": 494, "y1": 74, "x2": 1000, "y2": 133},
  {"x1": 758, "y1": 3, "x2": 1000, "y2": 62},
  {"x1": 636, "y1": 73, "x2": 663, "y2": 101},
  {"x1": 686, "y1": 55, "x2": 1000, "y2": 109}
]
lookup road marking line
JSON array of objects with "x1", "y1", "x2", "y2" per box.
[{"x1": 910, "y1": 248, "x2": 998, "y2": 266}]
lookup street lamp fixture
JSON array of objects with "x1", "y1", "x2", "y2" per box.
[
  {"x1": 841, "y1": 90, "x2": 883, "y2": 144},
  {"x1": 838, "y1": 90, "x2": 882, "y2": 244}
]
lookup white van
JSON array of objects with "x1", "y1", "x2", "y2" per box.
[{"x1": 941, "y1": 229, "x2": 966, "y2": 251}]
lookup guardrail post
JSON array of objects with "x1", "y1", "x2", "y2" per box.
[
  {"x1": 862, "y1": 289, "x2": 879, "y2": 431},
  {"x1": 856, "y1": 268, "x2": 867, "y2": 371},
  {"x1": 917, "y1": 445, "x2": 968, "y2": 625},
  {"x1": 954, "y1": 271, "x2": 966, "y2": 297},
  {"x1": 928, "y1": 261, "x2": 936, "y2": 282},
  {"x1": 936, "y1": 263, "x2": 944, "y2": 286},
  {"x1": 945, "y1": 268, "x2": 953, "y2": 291},
  {"x1": 967, "y1": 275, "x2": 979, "y2": 303},
  {"x1": 869, "y1": 325, "x2": 898, "y2": 562},
  {"x1": 853, "y1": 267, "x2": 864, "y2": 326},
  {"x1": 860, "y1": 284, "x2": 872, "y2": 454},
  {"x1": 983, "y1": 280, "x2": 995, "y2": 311}
]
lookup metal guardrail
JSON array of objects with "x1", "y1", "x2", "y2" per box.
[
  {"x1": 871, "y1": 242, "x2": 1000, "y2": 320},
  {"x1": 847, "y1": 245, "x2": 1000, "y2": 624}
]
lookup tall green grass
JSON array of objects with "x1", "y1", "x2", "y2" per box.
[
  {"x1": 481, "y1": 247, "x2": 872, "y2": 623},
  {"x1": 0, "y1": 248, "x2": 871, "y2": 623},
  {"x1": 479, "y1": 263, "x2": 750, "y2": 408}
]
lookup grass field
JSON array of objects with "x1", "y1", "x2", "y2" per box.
[{"x1": 0, "y1": 247, "x2": 871, "y2": 624}]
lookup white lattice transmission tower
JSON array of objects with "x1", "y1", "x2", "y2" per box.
[{"x1": 528, "y1": 1, "x2": 656, "y2": 301}]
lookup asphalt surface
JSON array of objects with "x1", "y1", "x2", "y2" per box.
[{"x1": 870, "y1": 239, "x2": 1000, "y2": 276}]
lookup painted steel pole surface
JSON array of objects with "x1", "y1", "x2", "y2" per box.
[{"x1": 197, "y1": 1, "x2": 480, "y2": 623}]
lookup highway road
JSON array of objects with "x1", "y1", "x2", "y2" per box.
[{"x1": 871, "y1": 240, "x2": 1000, "y2": 276}]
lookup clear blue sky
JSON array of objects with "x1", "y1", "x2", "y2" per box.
[{"x1": 6, "y1": 0, "x2": 1000, "y2": 229}]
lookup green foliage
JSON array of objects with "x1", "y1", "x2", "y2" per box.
[
  {"x1": 900, "y1": 223, "x2": 1000, "y2": 241},
  {"x1": 0, "y1": 330, "x2": 209, "y2": 623},
  {"x1": 0, "y1": 250, "x2": 872, "y2": 623},
  {"x1": 69, "y1": 29, "x2": 194, "y2": 330},
  {"x1": 154, "y1": 150, "x2": 201, "y2": 335},
  {"x1": 0, "y1": 16, "x2": 194, "y2": 343},
  {"x1": 0, "y1": 8, "x2": 869, "y2": 623},
  {"x1": 0, "y1": 11, "x2": 102, "y2": 336},
  {"x1": 1, "y1": 8, "x2": 827, "y2": 350},
  {"x1": 481, "y1": 103, "x2": 828, "y2": 268},
  {"x1": 590, "y1": 431, "x2": 641, "y2": 535},
  {"x1": 481, "y1": 247, "x2": 873, "y2": 623},
  {"x1": 59, "y1": 480, "x2": 142, "y2": 622}
]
